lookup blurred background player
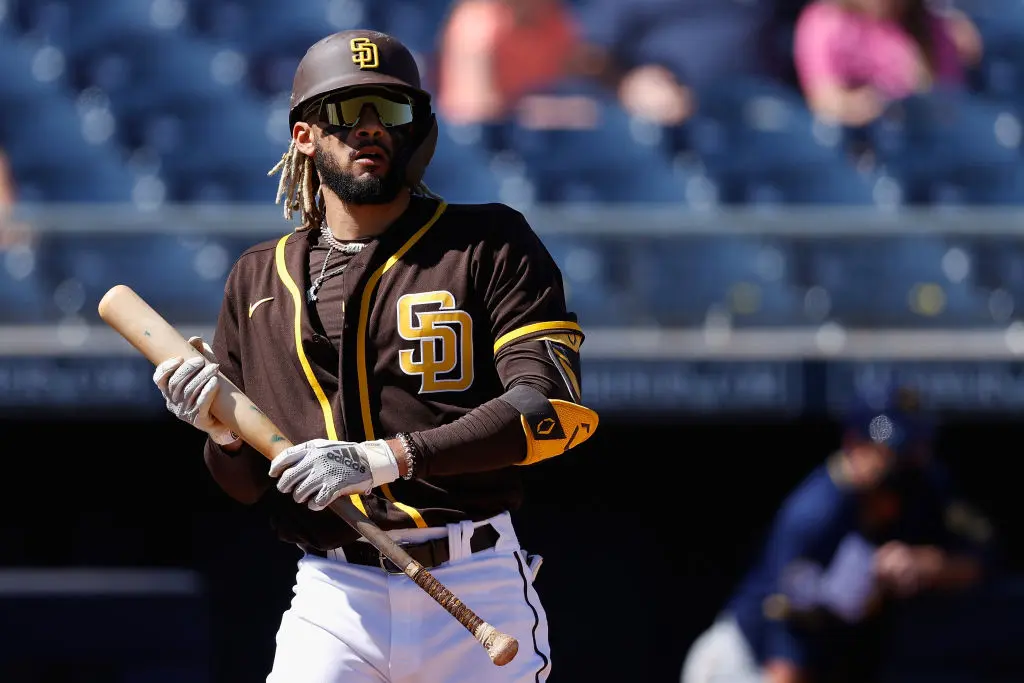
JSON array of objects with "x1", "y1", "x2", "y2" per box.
[{"x1": 680, "y1": 385, "x2": 995, "y2": 683}]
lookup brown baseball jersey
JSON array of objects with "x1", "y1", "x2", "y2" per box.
[{"x1": 206, "y1": 196, "x2": 587, "y2": 548}]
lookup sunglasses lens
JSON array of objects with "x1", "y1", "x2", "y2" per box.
[{"x1": 325, "y1": 95, "x2": 414, "y2": 128}]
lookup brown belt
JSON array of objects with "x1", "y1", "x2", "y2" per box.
[{"x1": 304, "y1": 524, "x2": 501, "y2": 574}]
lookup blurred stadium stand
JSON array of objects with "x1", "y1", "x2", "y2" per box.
[
  {"x1": 3, "y1": 0, "x2": 1024, "y2": 385},
  {"x1": 0, "y1": 0, "x2": 1020, "y2": 211},
  {"x1": 1, "y1": 0, "x2": 1024, "y2": 385},
  {"x1": 0, "y1": 0, "x2": 1015, "y2": 210}
]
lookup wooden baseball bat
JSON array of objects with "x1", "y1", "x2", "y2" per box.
[{"x1": 97, "y1": 284, "x2": 518, "y2": 667}]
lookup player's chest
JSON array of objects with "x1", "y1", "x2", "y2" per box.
[
  {"x1": 364, "y1": 269, "x2": 485, "y2": 393},
  {"x1": 257, "y1": 264, "x2": 484, "y2": 383}
]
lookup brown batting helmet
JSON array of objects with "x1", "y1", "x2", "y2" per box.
[{"x1": 288, "y1": 29, "x2": 438, "y2": 188}]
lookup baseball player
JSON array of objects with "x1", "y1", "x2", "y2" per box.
[
  {"x1": 150, "y1": 29, "x2": 597, "y2": 683},
  {"x1": 680, "y1": 385, "x2": 994, "y2": 683}
]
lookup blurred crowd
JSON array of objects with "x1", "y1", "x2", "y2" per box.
[
  {"x1": 0, "y1": 0, "x2": 1021, "y2": 213},
  {"x1": 434, "y1": 0, "x2": 982, "y2": 130}
]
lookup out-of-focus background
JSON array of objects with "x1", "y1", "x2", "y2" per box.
[{"x1": 2, "y1": 0, "x2": 1024, "y2": 681}]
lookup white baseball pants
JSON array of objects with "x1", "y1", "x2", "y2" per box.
[
  {"x1": 681, "y1": 614, "x2": 765, "y2": 683},
  {"x1": 266, "y1": 512, "x2": 551, "y2": 683}
]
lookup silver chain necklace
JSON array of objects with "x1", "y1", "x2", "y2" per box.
[{"x1": 307, "y1": 224, "x2": 366, "y2": 303}]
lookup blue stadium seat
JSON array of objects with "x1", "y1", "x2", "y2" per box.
[
  {"x1": 165, "y1": 166, "x2": 279, "y2": 204},
  {"x1": 378, "y1": 0, "x2": 452, "y2": 55},
  {"x1": 0, "y1": 241, "x2": 54, "y2": 324},
  {"x1": 154, "y1": 97, "x2": 285, "y2": 201},
  {"x1": 43, "y1": 234, "x2": 232, "y2": 324},
  {"x1": 541, "y1": 235, "x2": 643, "y2": 326},
  {"x1": 633, "y1": 236, "x2": 807, "y2": 327},
  {"x1": 0, "y1": 93, "x2": 127, "y2": 186},
  {"x1": 422, "y1": 133, "x2": 503, "y2": 205},
  {"x1": 713, "y1": 162, "x2": 881, "y2": 207},
  {"x1": 804, "y1": 236, "x2": 993, "y2": 327},
  {"x1": 961, "y1": 0, "x2": 1024, "y2": 100},
  {"x1": 60, "y1": 0, "x2": 188, "y2": 56},
  {"x1": 15, "y1": 158, "x2": 137, "y2": 203},
  {"x1": 867, "y1": 92, "x2": 1023, "y2": 205},
  {"x1": 974, "y1": 236, "x2": 1024, "y2": 307},
  {"x1": 506, "y1": 94, "x2": 689, "y2": 204},
  {"x1": 5, "y1": 0, "x2": 72, "y2": 42},
  {"x1": 70, "y1": 34, "x2": 251, "y2": 122},
  {"x1": 0, "y1": 34, "x2": 58, "y2": 104},
  {"x1": 930, "y1": 164, "x2": 1024, "y2": 206},
  {"x1": 238, "y1": 0, "x2": 379, "y2": 50},
  {"x1": 114, "y1": 86, "x2": 247, "y2": 157},
  {"x1": 244, "y1": 31, "x2": 336, "y2": 99},
  {"x1": 690, "y1": 77, "x2": 848, "y2": 177},
  {"x1": 186, "y1": 0, "x2": 249, "y2": 47}
]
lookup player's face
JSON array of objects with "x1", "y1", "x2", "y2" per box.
[
  {"x1": 310, "y1": 91, "x2": 412, "y2": 205},
  {"x1": 847, "y1": 441, "x2": 897, "y2": 487}
]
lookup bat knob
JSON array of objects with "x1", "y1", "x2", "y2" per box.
[{"x1": 486, "y1": 631, "x2": 519, "y2": 666}]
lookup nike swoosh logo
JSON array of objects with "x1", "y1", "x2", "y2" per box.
[{"x1": 248, "y1": 297, "x2": 274, "y2": 318}]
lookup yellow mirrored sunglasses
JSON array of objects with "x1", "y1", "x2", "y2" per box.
[{"x1": 308, "y1": 91, "x2": 415, "y2": 128}]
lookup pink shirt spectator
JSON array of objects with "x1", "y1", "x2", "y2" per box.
[{"x1": 794, "y1": 1, "x2": 964, "y2": 101}]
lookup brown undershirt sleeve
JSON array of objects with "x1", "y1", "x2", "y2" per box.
[
  {"x1": 409, "y1": 395, "x2": 526, "y2": 478},
  {"x1": 203, "y1": 439, "x2": 273, "y2": 505},
  {"x1": 409, "y1": 339, "x2": 570, "y2": 478}
]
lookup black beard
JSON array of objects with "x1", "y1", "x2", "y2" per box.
[{"x1": 314, "y1": 138, "x2": 406, "y2": 205}]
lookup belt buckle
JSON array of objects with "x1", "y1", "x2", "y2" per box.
[{"x1": 379, "y1": 547, "x2": 407, "y2": 575}]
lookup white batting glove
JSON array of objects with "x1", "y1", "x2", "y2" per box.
[
  {"x1": 268, "y1": 438, "x2": 400, "y2": 511},
  {"x1": 152, "y1": 336, "x2": 238, "y2": 446}
]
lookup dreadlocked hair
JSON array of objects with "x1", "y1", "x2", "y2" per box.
[
  {"x1": 268, "y1": 139, "x2": 323, "y2": 231},
  {"x1": 268, "y1": 139, "x2": 443, "y2": 231}
]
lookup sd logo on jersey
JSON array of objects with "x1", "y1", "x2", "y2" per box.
[{"x1": 397, "y1": 291, "x2": 474, "y2": 393}]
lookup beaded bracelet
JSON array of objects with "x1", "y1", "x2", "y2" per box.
[{"x1": 395, "y1": 432, "x2": 419, "y2": 480}]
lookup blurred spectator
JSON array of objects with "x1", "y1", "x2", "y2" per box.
[
  {"x1": 0, "y1": 147, "x2": 28, "y2": 248},
  {"x1": 435, "y1": 0, "x2": 581, "y2": 124},
  {"x1": 680, "y1": 385, "x2": 995, "y2": 683},
  {"x1": 935, "y1": 0, "x2": 984, "y2": 67},
  {"x1": 793, "y1": 0, "x2": 982, "y2": 127},
  {"x1": 0, "y1": 149, "x2": 14, "y2": 209},
  {"x1": 571, "y1": 0, "x2": 775, "y2": 126}
]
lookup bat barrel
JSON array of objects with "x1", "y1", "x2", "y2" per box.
[{"x1": 98, "y1": 284, "x2": 200, "y2": 366}]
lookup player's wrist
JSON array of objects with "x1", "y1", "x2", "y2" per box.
[
  {"x1": 393, "y1": 433, "x2": 419, "y2": 480},
  {"x1": 362, "y1": 439, "x2": 401, "y2": 488}
]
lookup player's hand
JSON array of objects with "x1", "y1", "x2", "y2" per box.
[
  {"x1": 873, "y1": 541, "x2": 938, "y2": 598},
  {"x1": 153, "y1": 336, "x2": 238, "y2": 446},
  {"x1": 268, "y1": 438, "x2": 400, "y2": 511}
]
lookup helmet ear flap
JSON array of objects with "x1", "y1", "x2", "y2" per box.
[{"x1": 405, "y1": 113, "x2": 438, "y2": 189}]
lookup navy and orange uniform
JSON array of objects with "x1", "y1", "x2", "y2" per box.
[
  {"x1": 203, "y1": 196, "x2": 595, "y2": 548},
  {"x1": 727, "y1": 455, "x2": 995, "y2": 677}
]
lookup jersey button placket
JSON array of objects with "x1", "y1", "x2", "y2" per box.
[{"x1": 336, "y1": 295, "x2": 352, "y2": 441}]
